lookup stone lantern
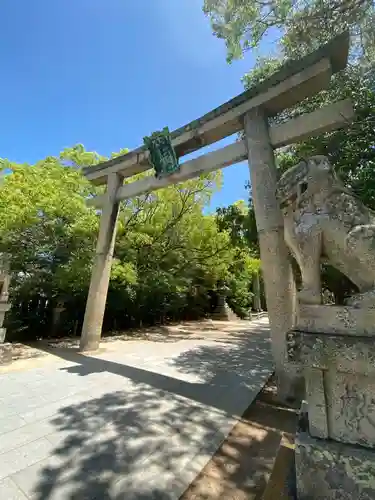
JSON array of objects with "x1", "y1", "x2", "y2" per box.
[{"x1": 0, "y1": 254, "x2": 12, "y2": 363}]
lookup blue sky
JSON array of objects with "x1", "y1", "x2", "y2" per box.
[{"x1": 0, "y1": 0, "x2": 275, "y2": 211}]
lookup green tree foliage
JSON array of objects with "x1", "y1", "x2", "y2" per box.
[
  {"x1": 215, "y1": 200, "x2": 261, "y2": 316},
  {"x1": 246, "y1": 68, "x2": 375, "y2": 302},
  {"x1": 0, "y1": 146, "x2": 259, "y2": 339},
  {"x1": 110, "y1": 172, "x2": 235, "y2": 326},
  {"x1": 203, "y1": 0, "x2": 375, "y2": 63},
  {"x1": 205, "y1": 0, "x2": 375, "y2": 303},
  {"x1": 273, "y1": 65, "x2": 375, "y2": 208},
  {"x1": 0, "y1": 153, "x2": 99, "y2": 299},
  {"x1": 216, "y1": 200, "x2": 253, "y2": 248}
]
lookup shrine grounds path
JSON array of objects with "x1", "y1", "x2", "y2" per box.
[{"x1": 0, "y1": 318, "x2": 273, "y2": 500}]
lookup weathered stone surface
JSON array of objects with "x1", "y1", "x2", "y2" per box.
[
  {"x1": 298, "y1": 304, "x2": 375, "y2": 336},
  {"x1": 211, "y1": 288, "x2": 238, "y2": 321},
  {"x1": 305, "y1": 368, "x2": 328, "y2": 439},
  {"x1": 325, "y1": 371, "x2": 375, "y2": 448},
  {"x1": 0, "y1": 303, "x2": 11, "y2": 331},
  {"x1": 287, "y1": 329, "x2": 375, "y2": 376},
  {"x1": 296, "y1": 416, "x2": 375, "y2": 499},
  {"x1": 279, "y1": 156, "x2": 375, "y2": 496},
  {"x1": 0, "y1": 328, "x2": 6, "y2": 343},
  {"x1": 288, "y1": 329, "x2": 375, "y2": 448},
  {"x1": 245, "y1": 108, "x2": 297, "y2": 400},
  {"x1": 0, "y1": 254, "x2": 11, "y2": 343},
  {"x1": 0, "y1": 343, "x2": 12, "y2": 365},
  {"x1": 80, "y1": 173, "x2": 122, "y2": 352},
  {"x1": 277, "y1": 155, "x2": 375, "y2": 306},
  {"x1": 0, "y1": 253, "x2": 10, "y2": 303},
  {"x1": 211, "y1": 301, "x2": 238, "y2": 321}
]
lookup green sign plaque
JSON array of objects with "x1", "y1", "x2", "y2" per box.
[{"x1": 143, "y1": 127, "x2": 180, "y2": 178}]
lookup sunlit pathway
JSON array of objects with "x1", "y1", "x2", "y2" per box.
[{"x1": 0, "y1": 319, "x2": 272, "y2": 500}]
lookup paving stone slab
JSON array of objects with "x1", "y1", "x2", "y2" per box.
[
  {"x1": 0, "y1": 319, "x2": 272, "y2": 499},
  {"x1": 0, "y1": 438, "x2": 55, "y2": 481},
  {"x1": 0, "y1": 415, "x2": 27, "y2": 436},
  {"x1": 0, "y1": 477, "x2": 28, "y2": 500}
]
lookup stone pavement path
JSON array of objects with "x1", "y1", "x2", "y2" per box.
[{"x1": 0, "y1": 319, "x2": 272, "y2": 500}]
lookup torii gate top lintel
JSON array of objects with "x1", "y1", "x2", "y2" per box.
[{"x1": 84, "y1": 31, "x2": 350, "y2": 188}]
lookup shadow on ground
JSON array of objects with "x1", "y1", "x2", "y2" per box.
[
  {"x1": 31, "y1": 321, "x2": 273, "y2": 499},
  {"x1": 35, "y1": 322, "x2": 209, "y2": 351},
  {"x1": 182, "y1": 399, "x2": 298, "y2": 500}
]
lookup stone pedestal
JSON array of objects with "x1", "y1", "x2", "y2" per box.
[
  {"x1": 0, "y1": 343, "x2": 12, "y2": 364},
  {"x1": 0, "y1": 302, "x2": 11, "y2": 330},
  {"x1": 288, "y1": 305, "x2": 375, "y2": 499},
  {"x1": 0, "y1": 302, "x2": 11, "y2": 345},
  {"x1": 51, "y1": 302, "x2": 66, "y2": 335},
  {"x1": 0, "y1": 303, "x2": 12, "y2": 365},
  {"x1": 295, "y1": 403, "x2": 375, "y2": 500},
  {"x1": 211, "y1": 295, "x2": 237, "y2": 321},
  {"x1": 211, "y1": 282, "x2": 239, "y2": 321}
]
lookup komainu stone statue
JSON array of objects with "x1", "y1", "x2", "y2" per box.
[
  {"x1": 279, "y1": 156, "x2": 375, "y2": 499},
  {"x1": 277, "y1": 155, "x2": 375, "y2": 307}
]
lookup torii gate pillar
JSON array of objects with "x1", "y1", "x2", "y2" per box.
[
  {"x1": 80, "y1": 173, "x2": 122, "y2": 352},
  {"x1": 245, "y1": 107, "x2": 298, "y2": 399}
]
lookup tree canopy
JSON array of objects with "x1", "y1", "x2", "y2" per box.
[
  {"x1": 205, "y1": 0, "x2": 375, "y2": 303},
  {"x1": 3, "y1": 1, "x2": 373, "y2": 338},
  {"x1": 203, "y1": 0, "x2": 375, "y2": 63},
  {"x1": 0, "y1": 146, "x2": 260, "y2": 340}
]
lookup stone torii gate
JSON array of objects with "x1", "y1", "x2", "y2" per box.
[{"x1": 81, "y1": 32, "x2": 353, "y2": 396}]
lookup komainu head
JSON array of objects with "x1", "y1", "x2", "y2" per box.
[{"x1": 276, "y1": 155, "x2": 339, "y2": 209}]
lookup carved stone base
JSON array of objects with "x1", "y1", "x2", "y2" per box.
[
  {"x1": 297, "y1": 304, "x2": 375, "y2": 336},
  {"x1": 0, "y1": 301, "x2": 11, "y2": 331},
  {"x1": 0, "y1": 342, "x2": 12, "y2": 365},
  {"x1": 289, "y1": 304, "x2": 375, "y2": 497},
  {"x1": 288, "y1": 328, "x2": 375, "y2": 447},
  {"x1": 211, "y1": 301, "x2": 238, "y2": 321},
  {"x1": 296, "y1": 405, "x2": 375, "y2": 500}
]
